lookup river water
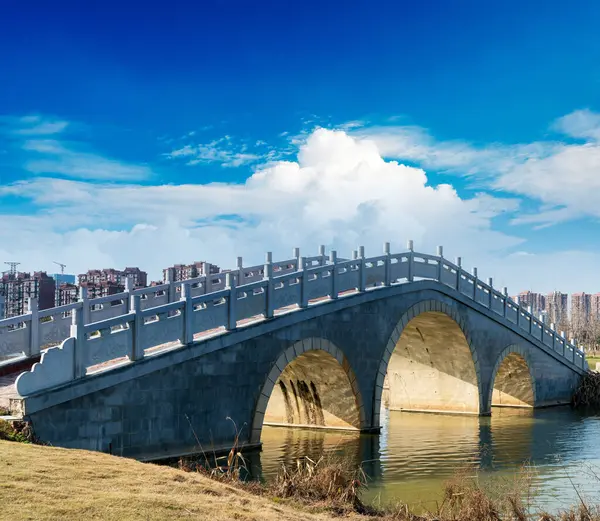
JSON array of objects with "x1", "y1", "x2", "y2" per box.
[{"x1": 247, "y1": 407, "x2": 600, "y2": 512}]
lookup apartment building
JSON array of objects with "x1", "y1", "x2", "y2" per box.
[
  {"x1": 516, "y1": 291, "x2": 547, "y2": 316},
  {"x1": 0, "y1": 271, "x2": 56, "y2": 318},
  {"x1": 546, "y1": 291, "x2": 568, "y2": 327},
  {"x1": 571, "y1": 292, "x2": 592, "y2": 327},
  {"x1": 78, "y1": 267, "x2": 148, "y2": 298},
  {"x1": 162, "y1": 261, "x2": 221, "y2": 283},
  {"x1": 56, "y1": 283, "x2": 79, "y2": 307}
]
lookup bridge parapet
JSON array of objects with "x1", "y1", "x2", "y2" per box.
[{"x1": 2, "y1": 243, "x2": 586, "y2": 397}]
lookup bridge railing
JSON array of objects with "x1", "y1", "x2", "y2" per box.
[
  {"x1": 8, "y1": 242, "x2": 588, "y2": 397},
  {"x1": 0, "y1": 249, "x2": 329, "y2": 363}
]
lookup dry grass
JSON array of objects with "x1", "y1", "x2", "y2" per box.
[
  {"x1": 3, "y1": 438, "x2": 600, "y2": 521},
  {"x1": 0, "y1": 440, "x2": 352, "y2": 521}
]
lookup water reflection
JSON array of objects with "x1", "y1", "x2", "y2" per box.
[{"x1": 250, "y1": 407, "x2": 600, "y2": 510}]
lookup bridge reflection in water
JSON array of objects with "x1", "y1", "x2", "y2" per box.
[{"x1": 248, "y1": 407, "x2": 600, "y2": 512}]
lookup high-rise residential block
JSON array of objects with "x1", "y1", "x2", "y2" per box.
[
  {"x1": 516, "y1": 291, "x2": 546, "y2": 316},
  {"x1": 571, "y1": 292, "x2": 592, "y2": 327},
  {"x1": 546, "y1": 291, "x2": 568, "y2": 327},
  {"x1": 0, "y1": 271, "x2": 56, "y2": 318},
  {"x1": 591, "y1": 293, "x2": 600, "y2": 322}
]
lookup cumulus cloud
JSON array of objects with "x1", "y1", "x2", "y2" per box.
[
  {"x1": 355, "y1": 110, "x2": 600, "y2": 226},
  {"x1": 1, "y1": 128, "x2": 523, "y2": 287}
]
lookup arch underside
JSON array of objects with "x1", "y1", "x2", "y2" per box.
[
  {"x1": 264, "y1": 349, "x2": 361, "y2": 430},
  {"x1": 386, "y1": 311, "x2": 480, "y2": 414},
  {"x1": 491, "y1": 352, "x2": 534, "y2": 408}
]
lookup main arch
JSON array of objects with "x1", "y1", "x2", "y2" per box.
[
  {"x1": 250, "y1": 338, "x2": 366, "y2": 444},
  {"x1": 373, "y1": 300, "x2": 483, "y2": 424},
  {"x1": 488, "y1": 346, "x2": 536, "y2": 409}
]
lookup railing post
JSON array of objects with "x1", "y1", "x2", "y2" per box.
[
  {"x1": 299, "y1": 256, "x2": 308, "y2": 308},
  {"x1": 226, "y1": 272, "x2": 237, "y2": 330},
  {"x1": 70, "y1": 305, "x2": 86, "y2": 379},
  {"x1": 436, "y1": 246, "x2": 443, "y2": 281},
  {"x1": 384, "y1": 242, "x2": 391, "y2": 286},
  {"x1": 527, "y1": 305, "x2": 533, "y2": 334},
  {"x1": 130, "y1": 294, "x2": 142, "y2": 361},
  {"x1": 329, "y1": 250, "x2": 338, "y2": 299},
  {"x1": 503, "y1": 287, "x2": 508, "y2": 317},
  {"x1": 204, "y1": 263, "x2": 213, "y2": 294},
  {"x1": 79, "y1": 285, "x2": 90, "y2": 324},
  {"x1": 472, "y1": 267, "x2": 478, "y2": 300},
  {"x1": 293, "y1": 247, "x2": 300, "y2": 270},
  {"x1": 27, "y1": 297, "x2": 40, "y2": 357},
  {"x1": 237, "y1": 257, "x2": 244, "y2": 286},
  {"x1": 319, "y1": 245, "x2": 326, "y2": 265},
  {"x1": 358, "y1": 246, "x2": 366, "y2": 292},
  {"x1": 352, "y1": 250, "x2": 358, "y2": 260},
  {"x1": 407, "y1": 240, "x2": 414, "y2": 282},
  {"x1": 487, "y1": 277, "x2": 493, "y2": 308},
  {"x1": 455, "y1": 257, "x2": 462, "y2": 290},
  {"x1": 264, "y1": 252, "x2": 274, "y2": 318},
  {"x1": 181, "y1": 282, "x2": 194, "y2": 345}
]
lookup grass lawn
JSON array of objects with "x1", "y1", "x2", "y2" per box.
[
  {"x1": 586, "y1": 356, "x2": 600, "y2": 370},
  {"x1": 0, "y1": 441, "x2": 345, "y2": 521}
]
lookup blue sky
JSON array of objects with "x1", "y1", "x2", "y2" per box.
[{"x1": 1, "y1": 1, "x2": 599, "y2": 292}]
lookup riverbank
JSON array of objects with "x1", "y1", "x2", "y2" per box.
[
  {"x1": 2, "y1": 439, "x2": 600, "y2": 521},
  {"x1": 0, "y1": 440, "x2": 352, "y2": 521}
]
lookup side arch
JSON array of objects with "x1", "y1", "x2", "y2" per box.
[
  {"x1": 250, "y1": 337, "x2": 366, "y2": 444},
  {"x1": 373, "y1": 299, "x2": 484, "y2": 426},
  {"x1": 488, "y1": 345, "x2": 536, "y2": 409}
]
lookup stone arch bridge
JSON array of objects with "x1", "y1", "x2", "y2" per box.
[{"x1": 0, "y1": 243, "x2": 586, "y2": 459}]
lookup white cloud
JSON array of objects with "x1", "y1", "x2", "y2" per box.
[
  {"x1": 1, "y1": 128, "x2": 525, "y2": 288},
  {"x1": 21, "y1": 139, "x2": 152, "y2": 181},
  {"x1": 354, "y1": 110, "x2": 600, "y2": 226},
  {"x1": 4, "y1": 115, "x2": 69, "y2": 136},
  {"x1": 168, "y1": 136, "x2": 262, "y2": 168}
]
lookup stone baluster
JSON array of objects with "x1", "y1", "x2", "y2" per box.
[
  {"x1": 319, "y1": 245, "x2": 326, "y2": 265},
  {"x1": 79, "y1": 285, "x2": 90, "y2": 325},
  {"x1": 472, "y1": 267, "x2": 478, "y2": 300},
  {"x1": 204, "y1": 263, "x2": 213, "y2": 294},
  {"x1": 70, "y1": 305, "x2": 86, "y2": 379},
  {"x1": 27, "y1": 297, "x2": 40, "y2": 357},
  {"x1": 436, "y1": 246, "x2": 443, "y2": 281},
  {"x1": 503, "y1": 287, "x2": 508, "y2": 318},
  {"x1": 407, "y1": 240, "x2": 414, "y2": 282},
  {"x1": 237, "y1": 257, "x2": 244, "y2": 286},
  {"x1": 264, "y1": 252, "x2": 274, "y2": 318},
  {"x1": 293, "y1": 247, "x2": 300, "y2": 271},
  {"x1": 358, "y1": 246, "x2": 366, "y2": 292},
  {"x1": 299, "y1": 256, "x2": 308, "y2": 308},
  {"x1": 455, "y1": 257, "x2": 462, "y2": 290},
  {"x1": 124, "y1": 276, "x2": 133, "y2": 314},
  {"x1": 130, "y1": 293, "x2": 142, "y2": 361},
  {"x1": 487, "y1": 278, "x2": 493, "y2": 308},
  {"x1": 226, "y1": 272, "x2": 237, "y2": 330},
  {"x1": 384, "y1": 242, "x2": 391, "y2": 286},
  {"x1": 181, "y1": 282, "x2": 194, "y2": 345},
  {"x1": 166, "y1": 269, "x2": 177, "y2": 303},
  {"x1": 329, "y1": 250, "x2": 338, "y2": 299},
  {"x1": 352, "y1": 250, "x2": 358, "y2": 260}
]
